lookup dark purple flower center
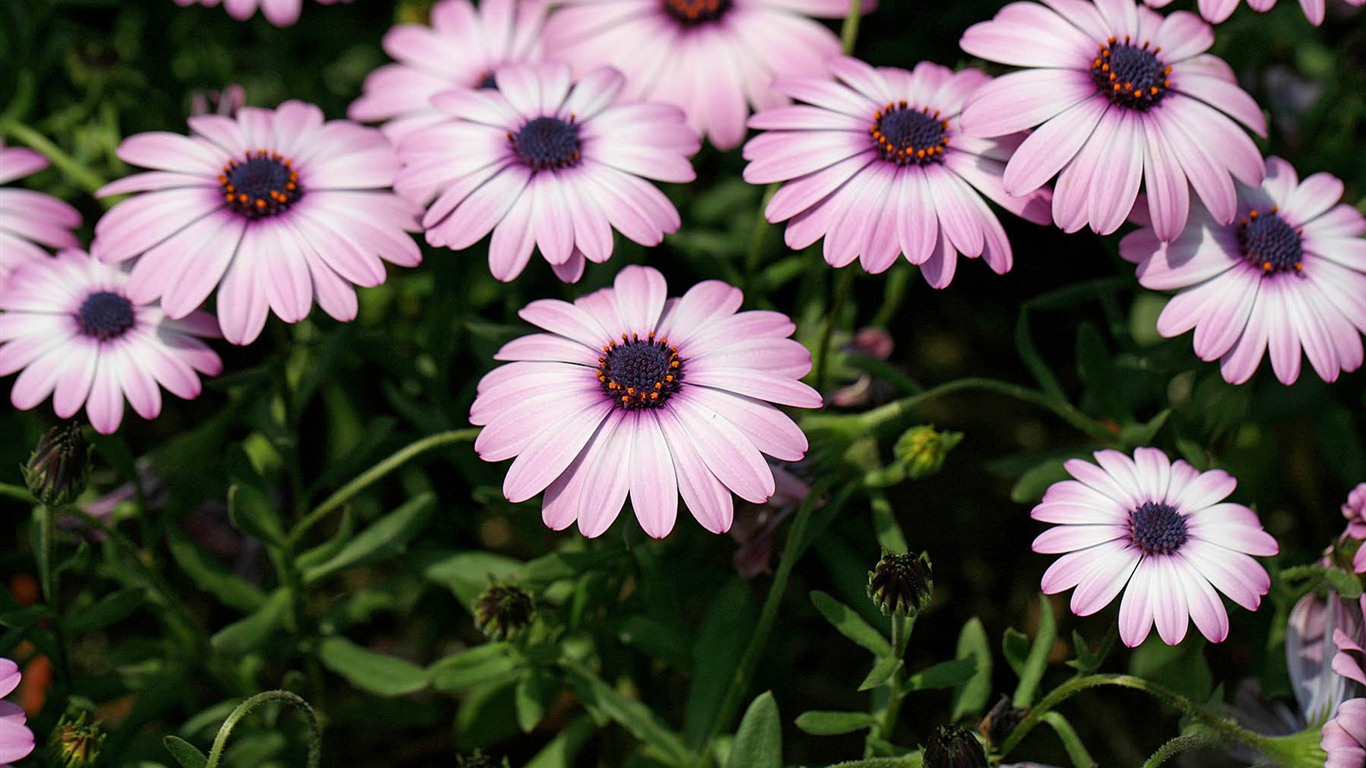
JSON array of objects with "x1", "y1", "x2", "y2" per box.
[
  {"x1": 871, "y1": 102, "x2": 949, "y2": 166},
  {"x1": 1129, "y1": 501, "x2": 1188, "y2": 556},
  {"x1": 77, "y1": 291, "x2": 135, "y2": 340},
  {"x1": 662, "y1": 0, "x2": 731, "y2": 25},
  {"x1": 219, "y1": 150, "x2": 302, "y2": 219},
  {"x1": 510, "y1": 116, "x2": 582, "y2": 171},
  {"x1": 1238, "y1": 207, "x2": 1304, "y2": 275},
  {"x1": 476, "y1": 71, "x2": 498, "y2": 90},
  {"x1": 1091, "y1": 37, "x2": 1171, "y2": 111},
  {"x1": 597, "y1": 333, "x2": 684, "y2": 410}
]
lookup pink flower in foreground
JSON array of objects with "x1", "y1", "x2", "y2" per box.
[
  {"x1": 743, "y1": 57, "x2": 1051, "y2": 284},
  {"x1": 471, "y1": 266, "x2": 820, "y2": 538},
  {"x1": 1144, "y1": 0, "x2": 1366, "y2": 26},
  {"x1": 1032, "y1": 447, "x2": 1277, "y2": 647},
  {"x1": 0, "y1": 141, "x2": 81, "y2": 286},
  {"x1": 0, "y1": 251, "x2": 223, "y2": 433},
  {"x1": 396, "y1": 64, "x2": 699, "y2": 283},
  {"x1": 960, "y1": 0, "x2": 1266, "y2": 241},
  {"x1": 1120, "y1": 157, "x2": 1366, "y2": 386},
  {"x1": 1345, "y1": 483, "x2": 1366, "y2": 538},
  {"x1": 171, "y1": 0, "x2": 350, "y2": 26},
  {"x1": 544, "y1": 0, "x2": 869, "y2": 150},
  {"x1": 92, "y1": 101, "x2": 421, "y2": 345},
  {"x1": 349, "y1": 0, "x2": 547, "y2": 143},
  {"x1": 1288, "y1": 592, "x2": 1359, "y2": 725},
  {"x1": 1324, "y1": 699, "x2": 1366, "y2": 768},
  {"x1": 0, "y1": 658, "x2": 32, "y2": 766}
]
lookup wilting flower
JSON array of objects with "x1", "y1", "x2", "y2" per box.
[
  {"x1": 744, "y1": 58, "x2": 1051, "y2": 283},
  {"x1": 0, "y1": 140, "x2": 82, "y2": 286},
  {"x1": 470, "y1": 266, "x2": 820, "y2": 537},
  {"x1": 170, "y1": 0, "x2": 351, "y2": 26},
  {"x1": 0, "y1": 251, "x2": 223, "y2": 433},
  {"x1": 473, "y1": 583, "x2": 535, "y2": 640},
  {"x1": 1032, "y1": 447, "x2": 1278, "y2": 647},
  {"x1": 1143, "y1": 0, "x2": 1366, "y2": 26},
  {"x1": 396, "y1": 64, "x2": 699, "y2": 283},
  {"x1": 867, "y1": 551, "x2": 934, "y2": 618},
  {"x1": 0, "y1": 658, "x2": 34, "y2": 766},
  {"x1": 979, "y1": 695, "x2": 1028, "y2": 751},
  {"x1": 92, "y1": 101, "x2": 421, "y2": 344},
  {"x1": 731, "y1": 463, "x2": 811, "y2": 578},
  {"x1": 349, "y1": 0, "x2": 546, "y2": 143},
  {"x1": 1120, "y1": 157, "x2": 1366, "y2": 385},
  {"x1": 923, "y1": 724, "x2": 988, "y2": 768},
  {"x1": 1344, "y1": 484, "x2": 1366, "y2": 538},
  {"x1": 21, "y1": 423, "x2": 91, "y2": 507},
  {"x1": 1324, "y1": 699, "x2": 1366, "y2": 768},
  {"x1": 960, "y1": 0, "x2": 1266, "y2": 241},
  {"x1": 1289, "y1": 592, "x2": 1361, "y2": 726},
  {"x1": 543, "y1": 0, "x2": 868, "y2": 150}
]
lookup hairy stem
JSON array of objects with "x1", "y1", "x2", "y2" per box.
[
  {"x1": 204, "y1": 690, "x2": 322, "y2": 768},
  {"x1": 0, "y1": 119, "x2": 108, "y2": 194}
]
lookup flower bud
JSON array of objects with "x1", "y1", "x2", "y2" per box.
[
  {"x1": 867, "y1": 551, "x2": 933, "y2": 619},
  {"x1": 894, "y1": 425, "x2": 962, "y2": 480},
  {"x1": 923, "y1": 724, "x2": 988, "y2": 768},
  {"x1": 21, "y1": 423, "x2": 91, "y2": 507},
  {"x1": 47, "y1": 711, "x2": 105, "y2": 768},
  {"x1": 456, "y1": 750, "x2": 510, "y2": 768},
  {"x1": 978, "y1": 695, "x2": 1026, "y2": 750},
  {"x1": 474, "y1": 583, "x2": 534, "y2": 641}
]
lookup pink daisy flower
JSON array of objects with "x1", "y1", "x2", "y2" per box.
[
  {"x1": 470, "y1": 266, "x2": 820, "y2": 538},
  {"x1": 742, "y1": 57, "x2": 1052, "y2": 284},
  {"x1": 91, "y1": 100, "x2": 421, "y2": 345},
  {"x1": 1324, "y1": 699, "x2": 1366, "y2": 768},
  {"x1": 543, "y1": 0, "x2": 867, "y2": 150},
  {"x1": 348, "y1": 0, "x2": 547, "y2": 144},
  {"x1": 959, "y1": 0, "x2": 1267, "y2": 241},
  {"x1": 171, "y1": 0, "x2": 350, "y2": 27},
  {"x1": 396, "y1": 63, "x2": 699, "y2": 283},
  {"x1": 0, "y1": 251, "x2": 223, "y2": 434},
  {"x1": 1031, "y1": 447, "x2": 1278, "y2": 647},
  {"x1": 1143, "y1": 0, "x2": 1366, "y2": 26},
  {"x1": 0, "y1": 141, "x2": 82, "y2": 286},
  {"x1": 0, "y1": 658, "x2": 33, "y2": 766},
  {"x1": 1119, "y1": 156, "x2": 1366, "y2": 386}
]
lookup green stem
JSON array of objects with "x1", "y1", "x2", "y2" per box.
[
  {"x1": 998, "y1": 674, "x2": 1273, "y2": 758},
  {"x1": 813, "y1": 268, "x2": 857, "y2": 392},
  {"x1": 1141, "y1": 733, "x2": 1222, "y2": 768},
  {"x1": 840, "y1": 0, "x2": 863, "y2": 55},
  {"x1": 204, "y1": 690, "x2": 322, "y2": 768},
  {"x1": 290, "y1": 428, "x2": 478, "y2": 543},
  {"x1": 0, "y1": 120, "x2": 107, "y2": 194},
  {"x1": 852, "y1": 377, "x2": 1117, "y2": 443},
  {"x1": 872, "y1": 615, "x2": 913, "y2": 747},
  {"x1": 744, "y1": 184, "x2": 779, "y2": 283}
]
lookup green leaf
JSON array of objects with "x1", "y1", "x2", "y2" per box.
[
  {"x1": 685, "y1": 578, "x2": 757, "y2": 744},
  {"x1": 294, "y1": 508, "x2": 354, "y2": 572},
  {"x1": 65, "y1": 587, "x2": 145, "y2": 634},
  {"x1": 905, "y1": 658, "x2": 976, "y2": 691},
  {"x1": 727, "y1": 692, "x2": 781, "y2": 768},
  {"x1": 162, "y1": 736, "x2": 207, "y2": 768},
  {"x1": 227, "y1": 482, "x2": 286, "y2": 546},
  {"x1": 810, "y1": 590, "x2": 892, "y2": 657},
  {"x1": 857, "y1": 658, "x2": 902, "y2": 692},
  {"x1": 1010, "y1": 459, "x2": 1072, "y2": 504},
  {"x1": 524, "y1": 716, "x2": 596, "y2": 768},
  {"x1": 424, "y1": 552, "x2": 524, "y2": 609},
  {"x1": 1016, "y1": 307, "x2": 1065, "y2": 399},
  {"x1": 562, "y1": 660, "x2": 692, "y2": 767},
  {"x1": 167, "y1": 533, "x2": 267, "y2": 612},
  {"x1": 793, "y1": 711, "x2": 878, "y2": 736},
  {"x1": 1041, "y1": 712, "x2": 1097, "y2": 768},
  {"x1": 1129, "y1": 635, "x2": 1212, "y2": 706},
  {"x1": 428, "y1": 643, "x2": 519, "y2": 692},
  {"x1": 1002, "y1": 628, "x2": 1029, "y2": 678},
  {"x1": 210, "y1": 588, "x2": 291, "y2": 655},
  {"x1": 950, "y1": 618, "x2": 993, "y2": 720},
  {"x1": 317, "y1": 635, "x2": 428, "y2": 697},
  {"x1": 822, "y1": 759, "x2": 922, "y2": 768},
  {"x1": 1013, "y1": 594, "x2": 1057, "y2": 708},
  {"x1": 302, "y1": 493, "x2": 435, "y2": 583},
  {"x1": 515, "y1": 666, "x2": 557, "y2": 733}
]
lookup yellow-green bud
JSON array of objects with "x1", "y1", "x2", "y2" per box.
[
  {"x1": 48, "y1": 711, "x2": 105, "y2": 768},
  {"x1": 894, "y1": 425, "x2": 961, "y2": 480},
  {"x1": 21, "y1": 423, "x2": 91, "y2": 507},
  {"x1": 867, "y1": 551, "x2": 933, "y2": 619}
]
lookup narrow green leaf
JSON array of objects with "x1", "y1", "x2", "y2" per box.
[
  {"x1": 793, "y1": 710, "x2": 878, "y2": 736},
  {"x1": 302, "y1": 494, "x2": 435, "y2": 583},
  {"x1": 168, "y1": 533, "x2": 267, "y2": 612},
  {"x1": 317, "y1": 635, "x2": 428, "y2": 697},
  {"x1": 515, "y1": 666, "x2": 557, "y2": 733},
  {"x1": 857, "y1": 658, "x2": 902, "y2": 692},
  {"x1": 950, "y1": 618, "x2": 993, "y2": 720},
  {"x1": 428, "y1": 643, "x2": 518, "y2": 692},
  {"x1": 294, "y1": 508, "x2": 354, "y2": 571},
  {"x1": 1002, "y1": 628, "x2": 1029, "y2": 678},
  {"x1": 905, "y1": 658, "x2": 976, "y2": 691},
  {"x1": 562, "y1": 660, "x2": 692, "y2": 767},
  {"x1": 1013, "y1": 594, "x2": 1057, "y2": 708},
  {"x1": 810, "y1": 590, "x2": 892, "y2": 657},
  {"x1": 1041, "y1": 712, "x2": 1097, "y2": 768},
  {"x1": 210, "y1": 588, "x2": 291, "y2": 655},
  {"x1": 685, "y1": 579, "x2": 757, "y2": 745},
  {"x1": 424, "y1": 552, "x2": 524, "y2": 609},
  {"x1": 524, "y1": 716, "x2": 596, "y2": 768},
  {"x1": 163, "y1": 736, "x2": 208, "y2": 768},
  {"x1": 65, "y1": 587, "x2": 145, "y2": 634},
  {"x1": 822, "y1": 758, "x2": 922, "y2": 768},
  {"x1": 227, "y1": 482, "x2": 286, "y2": 546},
  {"x1": 726, "y1": 692, "x2": 781, "y2": 768},
  {"x1": 1010, "y1": 459, "x2": 1072, "y2": 504}
]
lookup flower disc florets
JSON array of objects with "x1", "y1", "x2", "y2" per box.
[
  {"x1": 871, "y1": 102, "x2": 950, "y2": 166},
  {"x1": 1128, "y1": 501, "x2": 1188, "y2": 556},
  {"x1": 218, "y1": 150, "x2": 302, "y2": 219},
  {"x1": 597, "y1": 333, "x2": 683, "y2": 410},
  {"x1": 867, "y1": 551, "x2": 934, "y2": 618},
  {"x1": 77, "y1": 292, "x2": 135, "y2": 341},
  {"x1": 1090, "y1": 37, "x2": 1171, "y2": 111},
  {"x1": 510, "y1": 116, "x2": 582, "y2": 171},
  {"x1": 662, "y1": 0, "x2": 731, "y2": 24},
  {"x1": 1236, "y1": 207, "x2": 1304, "y2": 274}
]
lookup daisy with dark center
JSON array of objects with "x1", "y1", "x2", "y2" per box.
[
  {"x1": 960, "y1": 0, "x2": 1267, "y2": 241},
  {"x1": 1120, "y1": 156, "x2": 1366, "y2": 385},
  {"x1": 542, "y1": 0, "x2": 872, "y2": 150},
  {"x1": 0, "y1": 140, "x2": 82, "y2": 287},
  {"x1": 1143, "y1": 0, "x2": 1366, "y2": 27},
  {"x1": 0, "y1": 251, "x2": 223, "y2": 434},
  {"x1": 91, "y1": 100, "x2": 422, "y2": 345},
  {"x1": 470, "y1": 266, "x2": 820, "y2": 538},
  {"x1": 348, "y1": 0, "x2": 546, "y2": 143},
  {"x1": 396, "y1": 63, "x2": 699, "y2": 283},
  {"x1": 170, "y1": 0, "x2": 350, "y2": 26},
  {"x1": 1032, "y1": 447, "x2": 1277, "y2": 647},
  {"x1": 743, "y1": 57, "x2": 1051, "y2": 283}
]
